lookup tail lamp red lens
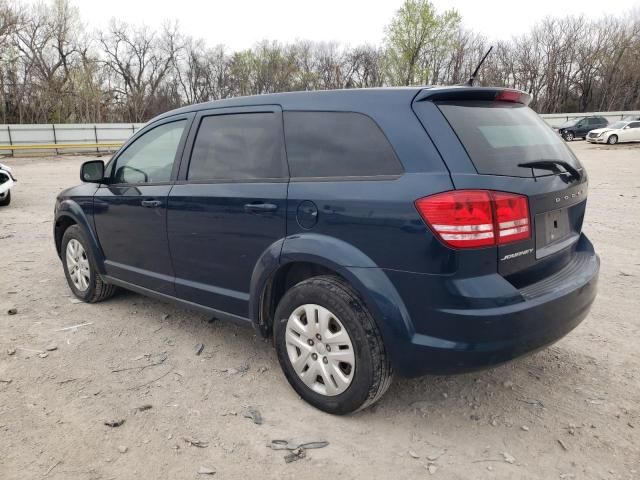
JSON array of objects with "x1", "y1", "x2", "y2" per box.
[
  {"x1": 415, "y1": 190, "x2": 530, "y2": 249},
  {"x1": 494, "y1": 89, "x2": 524, "y2": 103}
]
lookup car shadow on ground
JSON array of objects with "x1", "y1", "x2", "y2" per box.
[{"x1": 102, "y1": 287, "x2": 600, "y2": 425}]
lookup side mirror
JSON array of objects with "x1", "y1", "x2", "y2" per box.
[
  {"x1": 623, "y1": 126, "x2": 630, "y2": 130},
  {"x1": 80, "y1": 160, "x2": 105, "y2": 183}
]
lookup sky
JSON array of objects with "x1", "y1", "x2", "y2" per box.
[{"x1": 25, "y1": 0, "x2": 640, "y2": 50}]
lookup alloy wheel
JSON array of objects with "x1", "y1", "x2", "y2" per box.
[{"x1": 66, "y1": 239, "x2": 90, "y2": 291}]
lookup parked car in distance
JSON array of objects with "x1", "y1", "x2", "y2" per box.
[
  {"x1": 556, "y1": 116, "x2": 609, "y2": 141},
  {"x1": 54, "y1": 87, "x2": 599, "y2": 414},
  {"x1": 587, "y1": 120, "x2": 640, "y2": 144},
  {"x1": 0, "y1": 163, "x2": 16, "y2": 206}
]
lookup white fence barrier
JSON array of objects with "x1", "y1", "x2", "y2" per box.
[
  {"x1": 0, "y1": 123, "x2": 145, "y2": 155},
  {"x1": 1, "y1": 110, "x2": 639, "y2": 155},
  {"x1": 539, "y1": 111, "x2": 640, "y2": 127}
]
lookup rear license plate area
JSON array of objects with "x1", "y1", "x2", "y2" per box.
[{"x1": 535, "y1": 208, "x2": 571, "y2": 258}]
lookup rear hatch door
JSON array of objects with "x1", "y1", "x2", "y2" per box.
[{"x1": 412, "y1": 88, "x2": 588, "y2": 280}]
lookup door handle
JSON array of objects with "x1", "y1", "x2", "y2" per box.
[
  {"x1": 141, "y1": 200, "x2": 162, "y2": 208},
  {"x1": 244, "y1": 202, "x2": 277, "y2": 213}
]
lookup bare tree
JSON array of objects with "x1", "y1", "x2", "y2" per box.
[
  {"x1": 99, "y1": 20, "x2": 179, "y2": 121},
  {"x1": 0, "y1": 0, "x2": 639, "y2": 123}
]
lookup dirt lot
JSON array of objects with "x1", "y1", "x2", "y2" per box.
[{"x1": 0, "y1": 141, "x2": 639, "y2": 479}]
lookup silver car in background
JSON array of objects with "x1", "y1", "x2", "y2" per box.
[
  {"x1": 587, "y1": 120, "x2": 640, "y2": 145},
  {"x1": 0, "y1": 163, "x2": 16, "y2": 206}
]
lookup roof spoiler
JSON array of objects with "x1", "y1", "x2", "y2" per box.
[{"x1": 414, "y1": 87, "x2": 532, "y2": 106}]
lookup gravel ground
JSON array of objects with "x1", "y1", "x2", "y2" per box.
[{"x1": 0, "y1": 141, "x2": 639, "y2": 480}]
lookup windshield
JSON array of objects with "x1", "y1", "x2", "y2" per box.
[
  {"x1": 435, "y1": 100, "x2": 580, "y2": 177},
  {"x1": 610, "y1": 121, "x2": 627, "y2": 129}
]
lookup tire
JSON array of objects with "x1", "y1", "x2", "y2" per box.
[
  {"x1": 61, "y1": 225, "x2": 116, "y2": 303},
  {"x1": 563, "y1": 131, "x2": 574, "y2": 141},
  {"x1": 607, "y1": 135, "x2": 618, "y2": 145},
  {"x1": 0, "y1": 190, "x2": 10, "y2": 206},
  {"x1": 274, "y1": 276, "x2": 393, "y2": 414}
]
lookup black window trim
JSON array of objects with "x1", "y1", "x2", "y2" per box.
[
  {"x1": 283, "y1": 109, "x2": 404, "y2": 182},
  {"x1": 178, "y1": 105, "x2": 288, "y2": 183},
  {"x1": 104, "y1": 114, "x2": 194, "y2": 187}
]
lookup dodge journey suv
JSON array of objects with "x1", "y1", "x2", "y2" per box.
[{"x1": 54, "y1": 87, "x2": 599, "y2": 414}]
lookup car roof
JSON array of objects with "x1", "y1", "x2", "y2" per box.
[
  {"x1": 147, "y1": 86, "x2": 526, "y2": 125},
  {"x1": 150, "y1": 87, "x2": 424, "y2": 123}
]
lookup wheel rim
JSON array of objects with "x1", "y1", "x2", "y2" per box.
[
  {"x1": 609, "y1": 136, "x2": 617, "y2": 144},
  {"x1": 566, "y1": 132, "x2": 574, "y2": 140},
  {"x1": 285, "y1": 304, "x2": 355, "y2": 396},
  {"x1": 66, "y1": 239, "x2": 90, "y2": 292}
]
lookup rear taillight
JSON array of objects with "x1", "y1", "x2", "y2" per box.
[
  {"x1": 415, "y1": 190, "x2": 530, "y2": 249},
  {"x1": 492, "y1": 191, "x2": 530, "y2": 244}
]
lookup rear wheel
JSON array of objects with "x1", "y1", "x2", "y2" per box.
[
  {"x1": 62, "y1": 225, "x2": 116, "y2": 303},
  {"x1": 0, "y1": 190, "x2": 10, "y2": 206},
  {"x1": 607, "y1": 135, "x2": 618, "y2": 145},
  {"x1": 563, "y1": 131, "x2": 574, "y2": 141},
  {"x1": 274, "y1": 276, "x2": 393, "y2": 414}
]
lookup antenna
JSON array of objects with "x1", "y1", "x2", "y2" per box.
[{"x1": 464, "y1": 46, "x2": 493, "y2": 87}]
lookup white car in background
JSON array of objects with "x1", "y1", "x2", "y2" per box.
[
  {"x1": 0, "y1": 163, "x2": 16, "y2": 206},
  {"x1": 586, "y1": 120, "x2": 640, "y2": 145}
]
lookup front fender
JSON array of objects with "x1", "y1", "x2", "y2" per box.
[
  {"x1": 249, "y1": 233, "x2": 414, "y2": 370},
  {"x1": 55, "y1": 199, "x2": 106, "y2": 274}
]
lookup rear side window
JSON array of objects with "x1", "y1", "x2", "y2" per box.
[
  {"x1": 436, "y1": 101, "x2": 579, "y2": 177},
  {"x1": 188, "y1": 113, "x2": 286, "y2": 181},
  {"x1": 284, "y1": 111, "x2": 402, "y2": 178}
]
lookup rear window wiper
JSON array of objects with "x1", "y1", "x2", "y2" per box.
[{"x1": 518, "y1": 160, "x2": 582, "y2": 181}]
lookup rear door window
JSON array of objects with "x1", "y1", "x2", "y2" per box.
[
  {"x1": 435, "y1": 101, "x2": 580, "y2": 177},
  {"x1": 188, "y1": 113, "x2": 287, "y2": 181},
  {"x1": 284, "y1": 111, "x2": 402, "y2": 178}
]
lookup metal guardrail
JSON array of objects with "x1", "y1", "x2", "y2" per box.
[
  {"x1": 0, "y1": 142, "x2": 123, "y2": 152},
  {"x1": 540, "y1": 111, "x2": 640, "y2": 127},
  {"x1": 1, "y1": 111, "x2": 638, "y2": 156},
  {"x1": 0, "y1": 123, "x2": 143, "y2": 156}
]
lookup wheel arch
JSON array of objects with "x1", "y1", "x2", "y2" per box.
[
  {"x1": 249, "y1": 234, "x2": 414, "y2": 369},
  {"x1": 55, "y1": 200, "x2": 106, "y2": 274}
]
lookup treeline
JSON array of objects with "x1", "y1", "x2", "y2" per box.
[{"x1": 1, "y1": 0, "x2": 639, "y2": 124}]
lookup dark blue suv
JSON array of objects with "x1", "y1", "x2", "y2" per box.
[{"x1": 54, "y1": 87, "x2": 599, "y2": 414}]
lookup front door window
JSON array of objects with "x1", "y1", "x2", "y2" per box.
[{"x1": 113, "y1": 120, "x2": 187, "y2": 184}]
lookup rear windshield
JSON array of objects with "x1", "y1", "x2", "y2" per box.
[{"x1": 436, "y1": 101, "x2": 580, "y2": 177}]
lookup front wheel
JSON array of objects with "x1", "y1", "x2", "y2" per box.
[
  {"x1": 61, "y1": 225, "x2": 116, "y2": 303},
  {"x1": 563, "y1": 131, "x2": 575, "y2": 141},
  {"x1": 607, "y1": 135, "x2": 618, "y2": 145},
  {"x1": 274, "y1": 276, "x2": 393, "y2": 414}
]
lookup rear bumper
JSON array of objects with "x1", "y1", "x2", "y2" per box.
[{"x1": 383, "y1": 235, "x2": 599, "y2": 377}]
